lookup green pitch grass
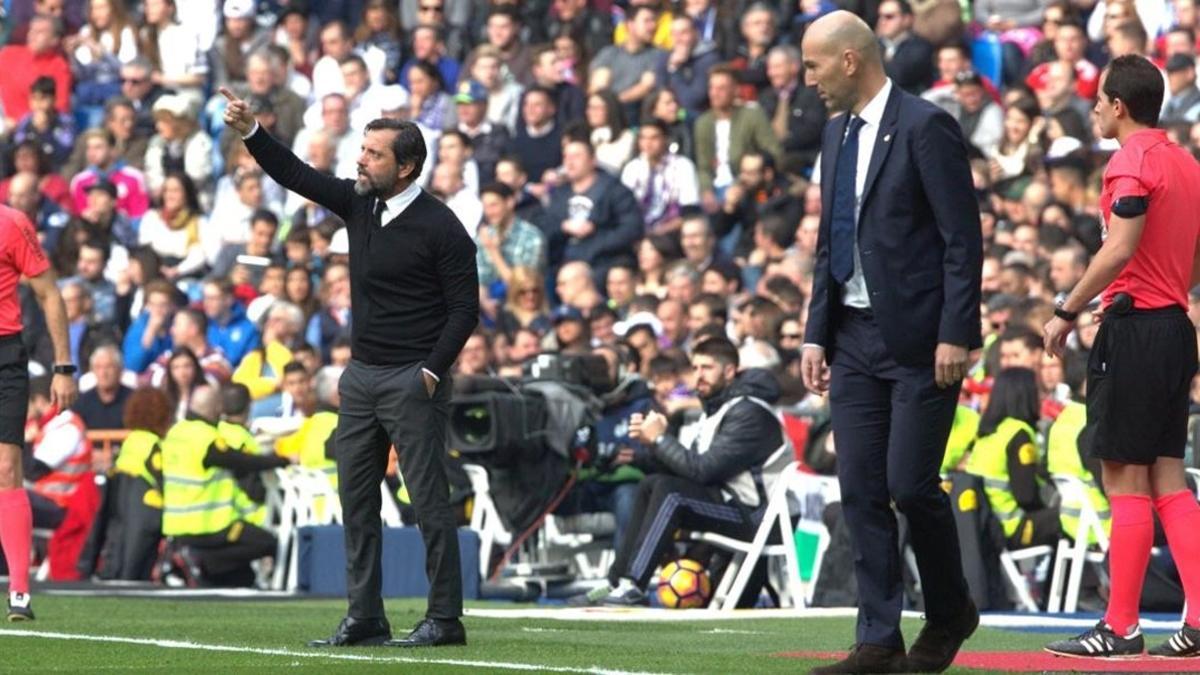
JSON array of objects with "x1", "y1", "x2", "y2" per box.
[{"x1": 0, "y1": 596, "x2": 1081, "y2": 673}]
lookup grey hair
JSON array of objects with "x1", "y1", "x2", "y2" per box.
[
  {"x1": 125, "y1": 56, "x2": 153, "y2": 73},
  {"x1": 248, "y1": 48, "x2": 283, "y2": 71},
  {"x1": 768, "y1": 44, "x2": 802, "y2": 63},
  {"x1": 742, "y1": 2, "x2": 779, "y2": 26},
  {"x1": 315, "y1": 366, "x2": 344, "y2": 406},
  {"x1": 267, "y1": 300, "x2": 305, "y2": 332},
  {"x1": 89, "y1": 343, "x2": 124, "y2": 370},
  {"x1": 664, "y1": 260, "x2": 700, "y2": 284}
]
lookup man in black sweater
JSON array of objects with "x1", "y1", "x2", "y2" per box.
[{"x1": 221, "y1": 88, "x2": 479, "y2": 648}]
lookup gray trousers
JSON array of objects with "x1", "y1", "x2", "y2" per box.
[{"x1": 335, "y1": 359, "x2": 461, "y2": 620}]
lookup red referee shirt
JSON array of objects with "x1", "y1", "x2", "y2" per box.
[
  {"x1": 1100, "y1": 128, "x2": 1200, "y2": 311},
  {"x1": 0, "y1": 205, "x2": 50, "y2": 336}
]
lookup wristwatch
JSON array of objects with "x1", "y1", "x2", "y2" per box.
[
  {"x1": 52, "y1": 363, "x2": 77, "y2": 375},
  {"x1": 1054, "y1": 301, "x2": 1079, "y2": 322}
]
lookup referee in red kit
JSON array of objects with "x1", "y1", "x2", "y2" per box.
[
  {"x1": 0, "y1": 205, "x2": 77, "y2": 621},
  {"x1": 1043, "y1": 54, "x2": 1200, "y2": 659}
]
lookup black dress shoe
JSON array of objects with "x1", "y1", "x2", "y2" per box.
[
  {"x1": 907, "y1": 599, "x2": 979, "y2": 673},
  {"x1": 809, "y1": 644, "x2": 908, "y2": 674},
  {"x1": 308, "y1": 616, "x2": 392, "y2": 647},
  {"x1": 385, "y1": 618, "x2": 467, "y2": 648}
]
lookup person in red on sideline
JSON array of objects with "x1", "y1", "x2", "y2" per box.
[
  {"x1": 1043, "y1": 54, "x2": 1200, "y2": 660},
  {"x1": 0, "y1": 205, "x2": 77, "y2": 622}
]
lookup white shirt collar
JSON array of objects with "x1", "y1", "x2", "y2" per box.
[
  {"x1": 857, "y1": 78, "x2": 893, "y2": 129},
  {"x1": 378, "y1": 181, "x2": 422, "y2": 226}
]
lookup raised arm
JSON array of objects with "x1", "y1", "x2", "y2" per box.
[{"x1": 220, "y1": 88, "x2": 356, "y2": 220}]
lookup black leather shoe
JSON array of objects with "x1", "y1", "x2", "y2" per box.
[
  {"x1": 907, "y1": 599, "x2": 979, "y2": 673},
  {"x1": 385, "y1": 618, "x2": 467, "y2": 648},
  {"x1": 307, "y1": 616, "x2": 392, "y2": 647},
  {"x1": 810, "y1": 644, "x2": 908, "y2": 674}
]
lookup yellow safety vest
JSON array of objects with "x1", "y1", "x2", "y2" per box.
[
  {"x1": 219, "y1": 421, "x2": 262, "y2": 455},
  {"x1": 218, "y1": 421, "x2": 268, "y2": 527},
  {"x1": 969, "y1": 333, "x2": 998, "y2": 382},
  {"x1": 1047, "y1": 402, "x2": 1111, "y2": 543},
  {"x1": 161, "y1": 419, "x2": 240, "y2": 537},
  {"x1": 966, "y1": 417, "x2": 1039, "y2": 539},
  {"x1": 114, "y1": 429, "x2": 164, "y2": 509},
  {"x1": 942, "y1": 406, "x2": 980, "y2": 473},
  {"x1": 278, "y1": 411, "x2": 339, "y2": 486},
  {"x1": 276, "y1": 411, "x2": 341, "y2": 520}
]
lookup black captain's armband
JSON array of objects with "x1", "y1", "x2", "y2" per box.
[{"x1": 1111, "y1": 196, "x2": 1148, "y2": 218}]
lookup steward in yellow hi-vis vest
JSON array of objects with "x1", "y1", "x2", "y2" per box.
[
  {"x1": 1046, "y1": 400, "x2": 1111, "y2": 542},
  {"x1": 220, "y1": 384, "x2": 276, "y2": 527},
  {"x1": 94, "y1": 387, "x2": 174, "y2": 581},
  {"x1": 942, "y1": 405, "x2": 980, "y2": 473},
  {"x1": 965, "y1": 368, "x2": 1060, "y2": 549},
  {"x1": 161, "y1": 386, "x2": 288, "y2": 587},
  {"x1": 276, "y1": 367, "x2": 344, "y2": 520}
]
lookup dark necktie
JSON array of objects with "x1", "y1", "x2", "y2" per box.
[
  {"x1": 831, "y1": 116, "x2": 865, "y2": 285},
  {"x1": 374, "y1": 199, "x2": 387, "y2": 227}
]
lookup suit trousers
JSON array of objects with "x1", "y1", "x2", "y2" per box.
[
  {"x1": 828, "y1": 309, "x2": 969, "y2": 649},
  {"x1": 335, "y1": 359, "x2": 461, "y2": 621}
]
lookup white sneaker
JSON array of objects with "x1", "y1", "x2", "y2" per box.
[{"x1": 7, "y1": 592, "x2": 33, "y2": 621}]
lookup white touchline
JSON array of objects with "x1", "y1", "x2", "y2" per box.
[{"x1": 0, "y1": 629, "x2": 668, "y2": 675}]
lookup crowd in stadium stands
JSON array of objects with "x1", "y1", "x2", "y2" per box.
[{"x1": 2, "y1": 0, "x2": 1198, "y2": 593}]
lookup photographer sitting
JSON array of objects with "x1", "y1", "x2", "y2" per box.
[
  {"x1": 586, "y1": 337, "x2": 790, "y2": 606},
  {"x1": 556, "y1": 344, "x2": 654, "y2": 549}
]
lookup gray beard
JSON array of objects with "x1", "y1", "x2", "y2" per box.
[{"x1": 353, "y1": 177, "x2": 376, "y2": 197}]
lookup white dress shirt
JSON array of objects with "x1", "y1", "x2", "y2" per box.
[
  {"x1": 840, "y1": 78, "x2": 893, "y2": 310},
  {"x1": 377, "y1": 180, "x2": 422, "y2": 225}
]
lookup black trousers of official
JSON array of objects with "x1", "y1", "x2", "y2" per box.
[
  {"x1": 609, "y1": 474, "x2": 756, "y2": 589},
  {"x1": 336, "y1": 360, "x2": 461, "y2": 621},
  {"x1": 829, "y1": 309, "x2": 970, "y2": 649}
]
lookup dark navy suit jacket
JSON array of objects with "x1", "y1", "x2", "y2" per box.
[{"x1": 804, "y1": 84, "x2": 983, "y2": 367}]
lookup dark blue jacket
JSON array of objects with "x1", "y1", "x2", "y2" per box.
[
  {"x1": 805, "y1": 85, "x2": 982, "y2": 367},
  {"x1": 206, "y1": 303, "x2": 260, "y2": 368}
]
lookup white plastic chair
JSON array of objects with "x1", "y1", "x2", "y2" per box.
[
  {"x1": 463, "y1": 463, "x2": 512, "y2": 579},
  {"x1": 688, "y1": 462, "x2": 807, "y2": 611},
  {"x1": 270, "y1": 466, "x2": 342, "y2": 591},
  {"x1": 542, "y1": 513, "x2": 616, "y2": 580},
  {"x1": 1045, "y1": 474, "x2": 1110, "y2": 613},
  {"x1": 999, "y1": 544, "x2": 1055, "y2": 612},
  {"x1": 1186, "y1": 467, "x2": 1200, "y2": 501}
]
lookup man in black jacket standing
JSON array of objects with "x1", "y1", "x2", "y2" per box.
[{"x1": 221, "y1": 88, "x2": 479, "y2": 648}]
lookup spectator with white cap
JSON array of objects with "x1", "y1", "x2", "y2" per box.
[
  {"x1": 144, "y1": 94, "x2": 215, "y2": 202},
  {"x1": 326, "y1": 227, "x2": 350, "y2": 266},
  {"x1": 211, "y1": 0, "x2": 271, "y2": 91}
]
